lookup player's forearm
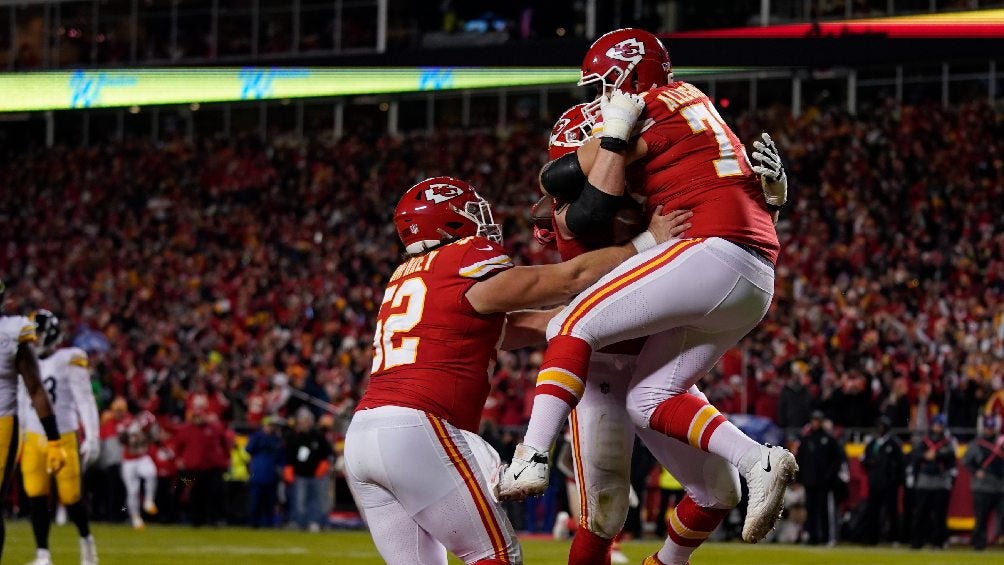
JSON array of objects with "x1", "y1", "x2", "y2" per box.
[
  {"x1": 587, "y1": 147, "x2": 627, "y2": 197},
  {"x1": 502, "y1": 308, "x2": 562, "y2": 350},
  {"x1": 564, "y1": 243, "x2": 636, "y2": 294}
]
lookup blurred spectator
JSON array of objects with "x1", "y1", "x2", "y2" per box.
[
  {"x1": 94, "y1": 398, "x2": 127, "y2": 522},
  {"x1": 795, "y1": 411, "x2": 845, "y2": 546},
  {"x1": 225, "y1": 431, "x2": 251, "y2": 524},
  {"x1": 776, "y1": 482, "x2": 807, "y2": 543},
  {"x1": 962, "y1": 415, "x2": 1004, "y2": 550},
  {"x1": 152, "y1": 429, "x2": 180, "y2": 523},
  {"x1": 654, "y1": 468, "x2": 684, "y2": 539},
  {"x1": 284, "y1": 407, "x2": 333, "y2": 532},
  {"x1": 246, "y1": 416, "x2": 286, "y2": 528},
  {"x1": 908, "y1": 414, "x2": 958, "y2": 549},
  {"x1": 174, "y1": 406, "x2": 231, "y2": 526},
  {"x1": 778, "y1": 361, "x2": 813, "y2": 433},
  {"x1": 857, "y1": 416, "x2": 904, "y2": 544}
]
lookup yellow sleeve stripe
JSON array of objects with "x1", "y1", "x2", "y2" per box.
[
  {"x1": 70, "y1": 356, "x2": 89, "y2": 368},
  {"x1": 535, "y1": 368, "x2": 585, "y2": 397},
  {"x1": 18, "y1": 323, "x2": 38, "y2": 343},
  {"x1": 458, "y1": 255, "x2": 514, "y2": 278}
]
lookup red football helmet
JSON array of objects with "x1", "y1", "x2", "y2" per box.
[
  {"x1": 548, "y1": 103, "x2": 599, "y2": 160},
  {"x1": 394, "y1": 176, "x2": 502, "y2": 255},
  {"x1": 579, "y1": 28, "x2": 672, "y2": 95}
]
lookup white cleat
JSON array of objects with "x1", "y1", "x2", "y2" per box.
[
  {"x1": 741, "y1": 444, "x2": 798, "y2": 543},
  {"x1": 495, "y1": 443, "x2": 550, "y2": 501},
  {"x1": 610, "y1": 548, "x2": 629, "y2": 564},
  {"x1": 80, "y1": 535, "x2": 99, "y2": 565},
  {"x1": 55, "y1": 504, "x2": 68, "y2": 526},
  {"x1": 26, "y1": 549, "x2": 54, "y2": 565}
]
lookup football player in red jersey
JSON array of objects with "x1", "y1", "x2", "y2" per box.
[
  {"x1": 344, "y1": 175, "x2": 688, "y2": 565},
  {"x1": 538, "y1": 105, "x2": 788, "y2": 564},
  {"x1": 499, "y1": 27, "x2": 797, "y2": 547}
]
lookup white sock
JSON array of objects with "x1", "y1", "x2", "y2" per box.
[
  {"x1": 706, "y1": 420, "x2": 761, "y2": 468},
  {"x1": 521, "y1": 394, "x2": 572, "y2": 453}
]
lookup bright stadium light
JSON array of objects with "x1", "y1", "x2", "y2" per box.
[{"x1": 0, "y1": 66, "x2": 749, "y2": 113}]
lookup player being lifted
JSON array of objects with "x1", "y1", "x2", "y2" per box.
[
  {"x1": 0, "y1": 281, "x2": 67, "y2": 560},
  {"x1": 537, "y1": 101, "x2": 787, "y2": 564},
  {"x1": 499, "y1": 28, "x2": 796, "y2": 545},
  {"x1": 344, "y1": 176, "x2": 690, "y2": 565},
  {"x1": 19, "y1": 310, "x2": 100, "y2": 565}
]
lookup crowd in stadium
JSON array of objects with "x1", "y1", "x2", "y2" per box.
[{"x1": 1, "y1": 95, "x2": 1002, "y2": 537}]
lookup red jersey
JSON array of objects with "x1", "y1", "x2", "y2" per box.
[
  {"x1": 118, "y1": 411, "x2": 159, "y2": 460},
  {"x1": 627, "y1": 81, "x2": 780, "y2": 264},
  {"x1": 356, "y1": 236, "x2": 514, "y2": 433}
]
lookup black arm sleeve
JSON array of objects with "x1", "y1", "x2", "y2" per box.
[
  {"x1": 540, "y1": 152, "x2": 587, "y2": 202},
  {"x1": 564, "y1": 181, "x2": 623, "y2": 244}
]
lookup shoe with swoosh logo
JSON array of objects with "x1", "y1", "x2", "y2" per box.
[
  {"x1": 495, "y1": 443, "x2": 550, "y2": 501},
  {"x1": 740, "y1": 444, "x2": 798, "y2": 543}
]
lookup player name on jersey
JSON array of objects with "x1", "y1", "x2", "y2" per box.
[
  {"x1": 389, "y1": 249, "x2": 440, "y2": 283},
  {"x1": 653, "y1": 81, "x2": 706, "y2": 113}
]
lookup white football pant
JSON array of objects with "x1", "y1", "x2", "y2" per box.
[
  {"x1": 121, "y1": 455, "x2": 157, "y2": 519},
  {"x1": 345, "y1": 406, "x2": 521, "y2": 565},
  {"x1": 548, "y1": 237, "x2": 774, "y2": 427},
  {"x1": 569, "y1": 352, "x2": 740, "y2": 539}
]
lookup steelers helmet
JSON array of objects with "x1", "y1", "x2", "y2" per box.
[{"x1": 31, "y1": 309, "x2": 63, "y2": 349}]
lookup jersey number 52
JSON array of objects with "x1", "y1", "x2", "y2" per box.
[{"x1": 371, "y1": 278, "x2": 427, "y2": 372}]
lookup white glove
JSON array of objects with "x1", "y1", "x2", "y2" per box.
[
  {"x1": 79, "y1": 437, "x2": 100, "y2": 468},
  {"x1": 751, "y1": 132, "x2": 787, "y2": 207},
  {"x1": 599, "y1": 90, "x2": 646, "y2": 142}
]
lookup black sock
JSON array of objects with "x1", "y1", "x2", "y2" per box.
[
  {"x1": 66, "y1": 501, "x2": 91, "y2": 539},
  {"x1": 29, "y1": 496, "x2": 51, "y2": 550}
]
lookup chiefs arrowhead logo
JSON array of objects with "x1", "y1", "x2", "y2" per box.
[
  {"x1": 606, "y1": 38, "x2": 645, "y2": 64},
  {"x1": 424, "y1": 183, "x2": 463, "y2": 203},
  {"x1": 549, "y1": 117, "x2": 571, "y2": 145}
]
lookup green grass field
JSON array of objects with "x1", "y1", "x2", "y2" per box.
[{"x1": 3, "y1": 520, "x2": 998, "y2": 564}]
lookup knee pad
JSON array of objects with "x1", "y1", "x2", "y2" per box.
[
  {"x1": 586, "y1": 485, "x2": 631, "y2": 539},
  {"x1": 687, "y1": 456, "x2": 741, "y2": 509}
]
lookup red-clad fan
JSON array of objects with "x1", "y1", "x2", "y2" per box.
[
  {"x1": 501, "y1": 27, "x2": 798, "y2": 550},
  {"x1": 344, "y1": 175, "x2": 689, "y2": 565}
]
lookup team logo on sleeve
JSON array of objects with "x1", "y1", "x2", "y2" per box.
[
  {"x1": 424, "y1": 183, "x2": 464, "y2": 203},
  {"x1": 606, "y1": 38, "x2": 645, "y2": 64}
]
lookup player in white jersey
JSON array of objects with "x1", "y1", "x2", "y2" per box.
[
  {"x1": 0, "y1": 281, "x2": 67, "y2": 560},
  {"x1": 18, "y1": 310, "x2": 100, "y2": 565}
]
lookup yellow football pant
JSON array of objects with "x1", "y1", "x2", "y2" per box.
[
  {"x1": 0, "y1": 415, "x2": 16, "y2": 496},
  {"x1": 20, "y1": 431, "x2": 81, "y2": 505}
]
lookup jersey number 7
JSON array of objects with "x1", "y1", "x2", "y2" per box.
[
  {"x1": 681, "y1": 100, "x2": 753, "y2": 178},
  {"x1": 371, "y1": 278, "x2": 428, "y2": 372}
]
